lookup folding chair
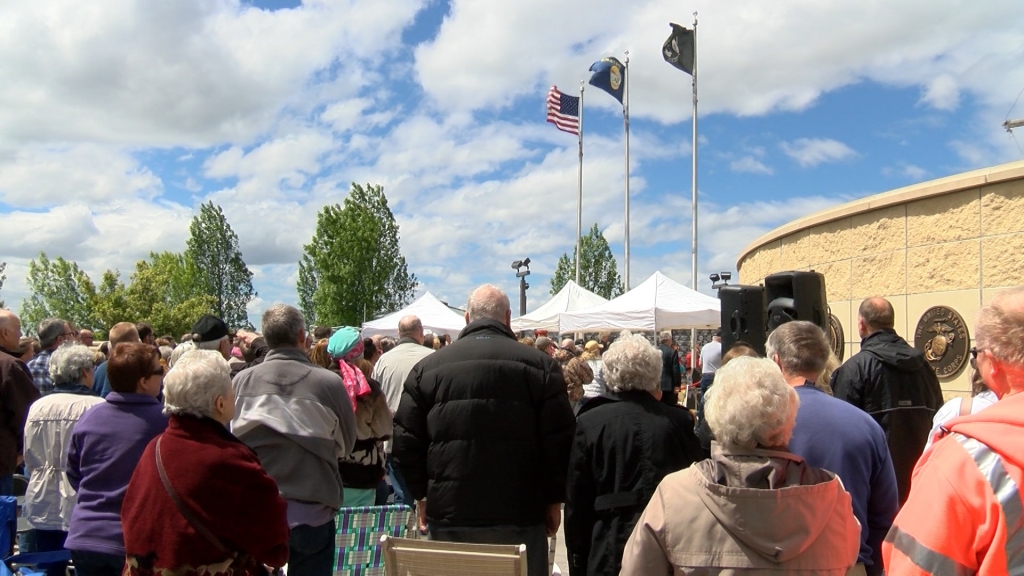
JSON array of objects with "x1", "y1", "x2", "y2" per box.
[
  {"x1": 380, "y1": 536, "x2": 527, "y2": 576},
  {"x1": 334, "y1": 505, "x2": 418, "y2": 576}
]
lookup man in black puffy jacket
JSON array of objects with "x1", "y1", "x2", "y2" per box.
[
  {"x1": 830, "y1": 297, "x2": 943, "y2": 505},
  {"x1": 393, "y1": 284, "x2": 576, "y2": 576}
]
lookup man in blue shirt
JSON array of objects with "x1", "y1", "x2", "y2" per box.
[
  {"x1": 767, "y1": 321, "x2": 898, "y2": 576},
  {"x1": 95, "y1": 322, "x2": 140, "y2": 397}
]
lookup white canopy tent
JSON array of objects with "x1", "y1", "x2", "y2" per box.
[
  {"x1": 511, "y1": 280, "x2": 608, "y2": 333},
  {"x1": 558, "y1": 271, "x2": 721, "y2": 332},
  {"x1": 360, "y1": 292, "x2": 467, "y2": 338}
]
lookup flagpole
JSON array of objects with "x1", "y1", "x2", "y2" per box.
[
  {"x1": 623, "y1": 50, "x2": 631, "y2": 292},
  {"x1": 576, "y1": 81, "x2": 584, "y2": 286},
  {"x1": 690, "y1": 12, "x2": 699, "y2": 375}
]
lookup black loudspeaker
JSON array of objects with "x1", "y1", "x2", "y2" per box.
[
  {"x1": 719, "y1": 284, "x2": 767, "y2": 357},
  {"x1": 764, "y1": 271, "x2": 828, "y2": 332}
]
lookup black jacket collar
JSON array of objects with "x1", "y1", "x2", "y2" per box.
[{"x1": 458, "y1": 318, "x2": 516, "y2": 341}]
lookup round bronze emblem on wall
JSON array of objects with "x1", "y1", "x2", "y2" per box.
[
  {"x1": 829, "y1": 312, "x2": 845, "y2": 361},
  {"x1": 913, "y1": 306, "x2": 970, "y2": 379}
]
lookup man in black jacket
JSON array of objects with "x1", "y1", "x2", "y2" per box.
[
  {"x1": 394, "y1": 284, "x2": 575, "y2": 576},
  {"x1": 830, "y1": 297, "x2": 943, "y2": 504},
  {"x1": 657, "y1": 331, "x2": 681, "y2": 407}
]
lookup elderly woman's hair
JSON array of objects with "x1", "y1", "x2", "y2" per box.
[
  {"x1": 705, "y1": 356, "x2": 799, "y2": 449},
  {"x1": 308, "y1": 338, "x2": 333, "y2": 369},
  {"x1": 108, "y1": 342, "x2": 161, "y2": 394},
  {"x1": 163, "y1": 350, "x2": 233, "y2": 418},
  {"x1": 168, "y1": 340, "x2": 197, "y2": 369},
  {"x1": 601, "y1": 331, "x2": 661, "y2": 394},
  {"x1": 49, "y1": 344, "x2": 96, "y2": 386}
]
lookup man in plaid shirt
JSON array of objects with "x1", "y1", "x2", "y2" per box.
[{"x1": 25, "y1": 318, "x2": 74, "y2": 395}]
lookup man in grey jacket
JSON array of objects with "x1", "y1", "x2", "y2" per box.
[
  {"x1": 371, "y1": 315, "x2": 433, "y2": 506},
  {"x1": 232, "y1": 304, "x2": 356, "y2": 576}
]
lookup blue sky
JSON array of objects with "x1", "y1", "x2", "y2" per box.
[{"x1": 0, "y1": 0, "x2": 1022, "y2": 328}]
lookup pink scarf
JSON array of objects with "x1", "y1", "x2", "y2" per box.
[{"x1": 337, "y1": 340, "x2": 371, "y2": 411}]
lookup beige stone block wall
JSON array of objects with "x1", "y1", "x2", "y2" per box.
[
  {"x1": 850, "y1": 205, "x2": 906, "y2": 255},
  {"x1": 907, "y1": 240, "x2": 981, "y2": 294},
  {"x1": 982, "y1": 179, "x2": 1024, "y2": 235},
  {"x1": 907, "y1": 189, "x2": 981, "y2": 247},
  {"x1": 813, "y1": 260, "x2": 852, "y2": 301},
  {"x1": 737, "y1": 241, "x2": 780, "y2": 285},
  {"x1": 852, "y1": 251, "x2": 907, "y2": 299},
  {"x1": 982, "y1": 234, "x2": 1024, "y2": 288},
  {"x1": 805, "y1": 218, "x2": 855, "y2": 263}
]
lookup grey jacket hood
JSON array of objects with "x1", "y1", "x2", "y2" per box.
[{"x1": 692, "y1": 444, "x2": 848, "y2": 563}]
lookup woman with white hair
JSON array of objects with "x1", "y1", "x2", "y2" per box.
[
  {"x1": 564, "y1": 332, "x2": 703, "y2": 576},
  {"x1": 121, "y1": 350, "x2": 289, "y2": 576},
  {"x1": 21, "y1": 344, "x2": 104, "y2": 574},
  {"x1": 620, "y1": 356, "x2": 860, "y2": 574}
]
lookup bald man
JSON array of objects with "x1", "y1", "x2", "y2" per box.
[
  {"x1": 831, "y1": 297, "x2": 943, "y2": 505},
  {"x1": 95, "y1": 322, "x2": 141, "y2": 398},
  {"x1": 0, "y1": 310, "x2": 41, "y2": 495},
  {"x1": 394, "y1": 285, "x2": 575, "y2": 576}
]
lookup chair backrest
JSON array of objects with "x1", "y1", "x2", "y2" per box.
[
  {"x1": 334, "y1": 505, "x2": 418, "y2": 576},
  {"x1": 380, "y1": 535, "x2": 528, "y2": 576}
]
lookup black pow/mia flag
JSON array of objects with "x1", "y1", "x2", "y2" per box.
[{"x1": 662, "y1": 23, "x2": 695, "y2": 76}]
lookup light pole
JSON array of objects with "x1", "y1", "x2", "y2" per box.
[{"x1": 511, "y1": 258, "x2": 532, "y2": 316}]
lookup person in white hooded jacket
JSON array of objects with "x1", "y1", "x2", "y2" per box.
[
  {"x1": 620, "y1": 357, "x2": 860, "y2": 575},
  {"x1": 22, "y1": 344, "x2": 103, "y2": 571}
]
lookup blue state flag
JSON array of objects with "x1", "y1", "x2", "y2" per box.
[{"x1": 588, "y1": 57, "x2": 626, "y2": 104}]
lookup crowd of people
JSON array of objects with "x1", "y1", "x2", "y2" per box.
[{"x1": 0, "y1": 284, "x2": 1021, "y2": 575}]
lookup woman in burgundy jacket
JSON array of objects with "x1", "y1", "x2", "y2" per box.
[{"x1": 121, "y1": 350, "x2": 289, "y2": 576}]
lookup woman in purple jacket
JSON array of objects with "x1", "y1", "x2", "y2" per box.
[{"x1": 65, "y1": 342, "x2": 169, "y2": 576}]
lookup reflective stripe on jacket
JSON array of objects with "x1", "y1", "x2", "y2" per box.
[{"x1": 883, "y1": 392, "x2": 1024, "y2": 575}]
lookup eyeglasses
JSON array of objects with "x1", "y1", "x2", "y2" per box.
[
  {"x1": 151, "y1": 365, "x2": 165, "y2": 377},
  {"x1": 970, "y1": 347, "x2": 986, "y2": 370}
]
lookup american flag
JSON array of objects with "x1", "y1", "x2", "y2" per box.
[{"x1": 546, "y1": 85, "x2": 580, "y2": 135}]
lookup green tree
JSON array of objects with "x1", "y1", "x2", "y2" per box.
[
  {"x1": 20, "y1": 252, "x2": 99, "y2": 331},
  {"x1": 0, "y1": 261, "x2": 6, "y2": 308},
  {"x1": 298, "y1": 183, "x2": 418, "y2": 326},
  {"x1": 184, "y1": 202, "x2": 256, "y2": 328},
  {"x1": 125, "y1": 252, "x2": 216, "y2": 337},
  {"x1": 550, "y1": 223, "x2": 625, "y2": 299},
  {"x1": 297, "y1": 253, "x2": 318, "y2": 326}
]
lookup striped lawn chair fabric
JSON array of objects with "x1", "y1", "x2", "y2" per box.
[{"x1": 334, "y1": 505, "x2": 418, "y2": 576}]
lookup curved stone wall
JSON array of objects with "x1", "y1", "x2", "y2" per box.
[{"x1": 737, "y1": 160, "x2": 1024, "y2": 395}]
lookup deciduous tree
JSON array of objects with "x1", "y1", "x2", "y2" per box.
[
  {"x1": 550, "y1": 223, "x2": 625, "y2": 299},
  {"x1": 184, "y1": 202, "x2": 256, "y2": 328},
  {"x1": 20, "y1": 253, "x2": 99, "y2": 331},
  {"x1": 297, "y1": 183, "x2": 418, "y2": 326}
]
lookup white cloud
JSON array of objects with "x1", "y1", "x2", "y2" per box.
[
  {"x1": 781, "y1": 138, "x2": 858, "y2": 167},
  {"x1": 415, "y1": 0, "x2": 1024, "y2": 130},
  {"x1": 730, "y1": 156, "x2": 773, "y2": 175},
  {"x1": 921, "y1": 75, "x2": 960, "y2": 110},
  {"x1": 0, "y1": 0, "x2": 426, "y2": 148},
  {"x1": 0, "y1": 144, "x2": 162, "y2": 207}
]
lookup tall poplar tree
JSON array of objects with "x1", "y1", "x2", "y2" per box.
[
  {"x1": 0, "y1": 261, "x2": 6, "y2": 309},
  {"x1": 184, "y1": 202, "x2": 256, "y2": 328},
  {"x1": 297, "y1": 183, "x2": 418, "y2": 326},
  {"x1": 550, "y1": 223, "x2": 625, "y2": 299}
]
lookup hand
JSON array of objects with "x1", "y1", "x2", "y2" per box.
[
  {"x1": 236, "y1": 330, "x2": 260, "y2": 345},
  {"x1": 417, "y1": 499, "x2": 428, "y2": 534},
  {"x1": 544, "y1": 503, "x2": 561, "y2": 536}
]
